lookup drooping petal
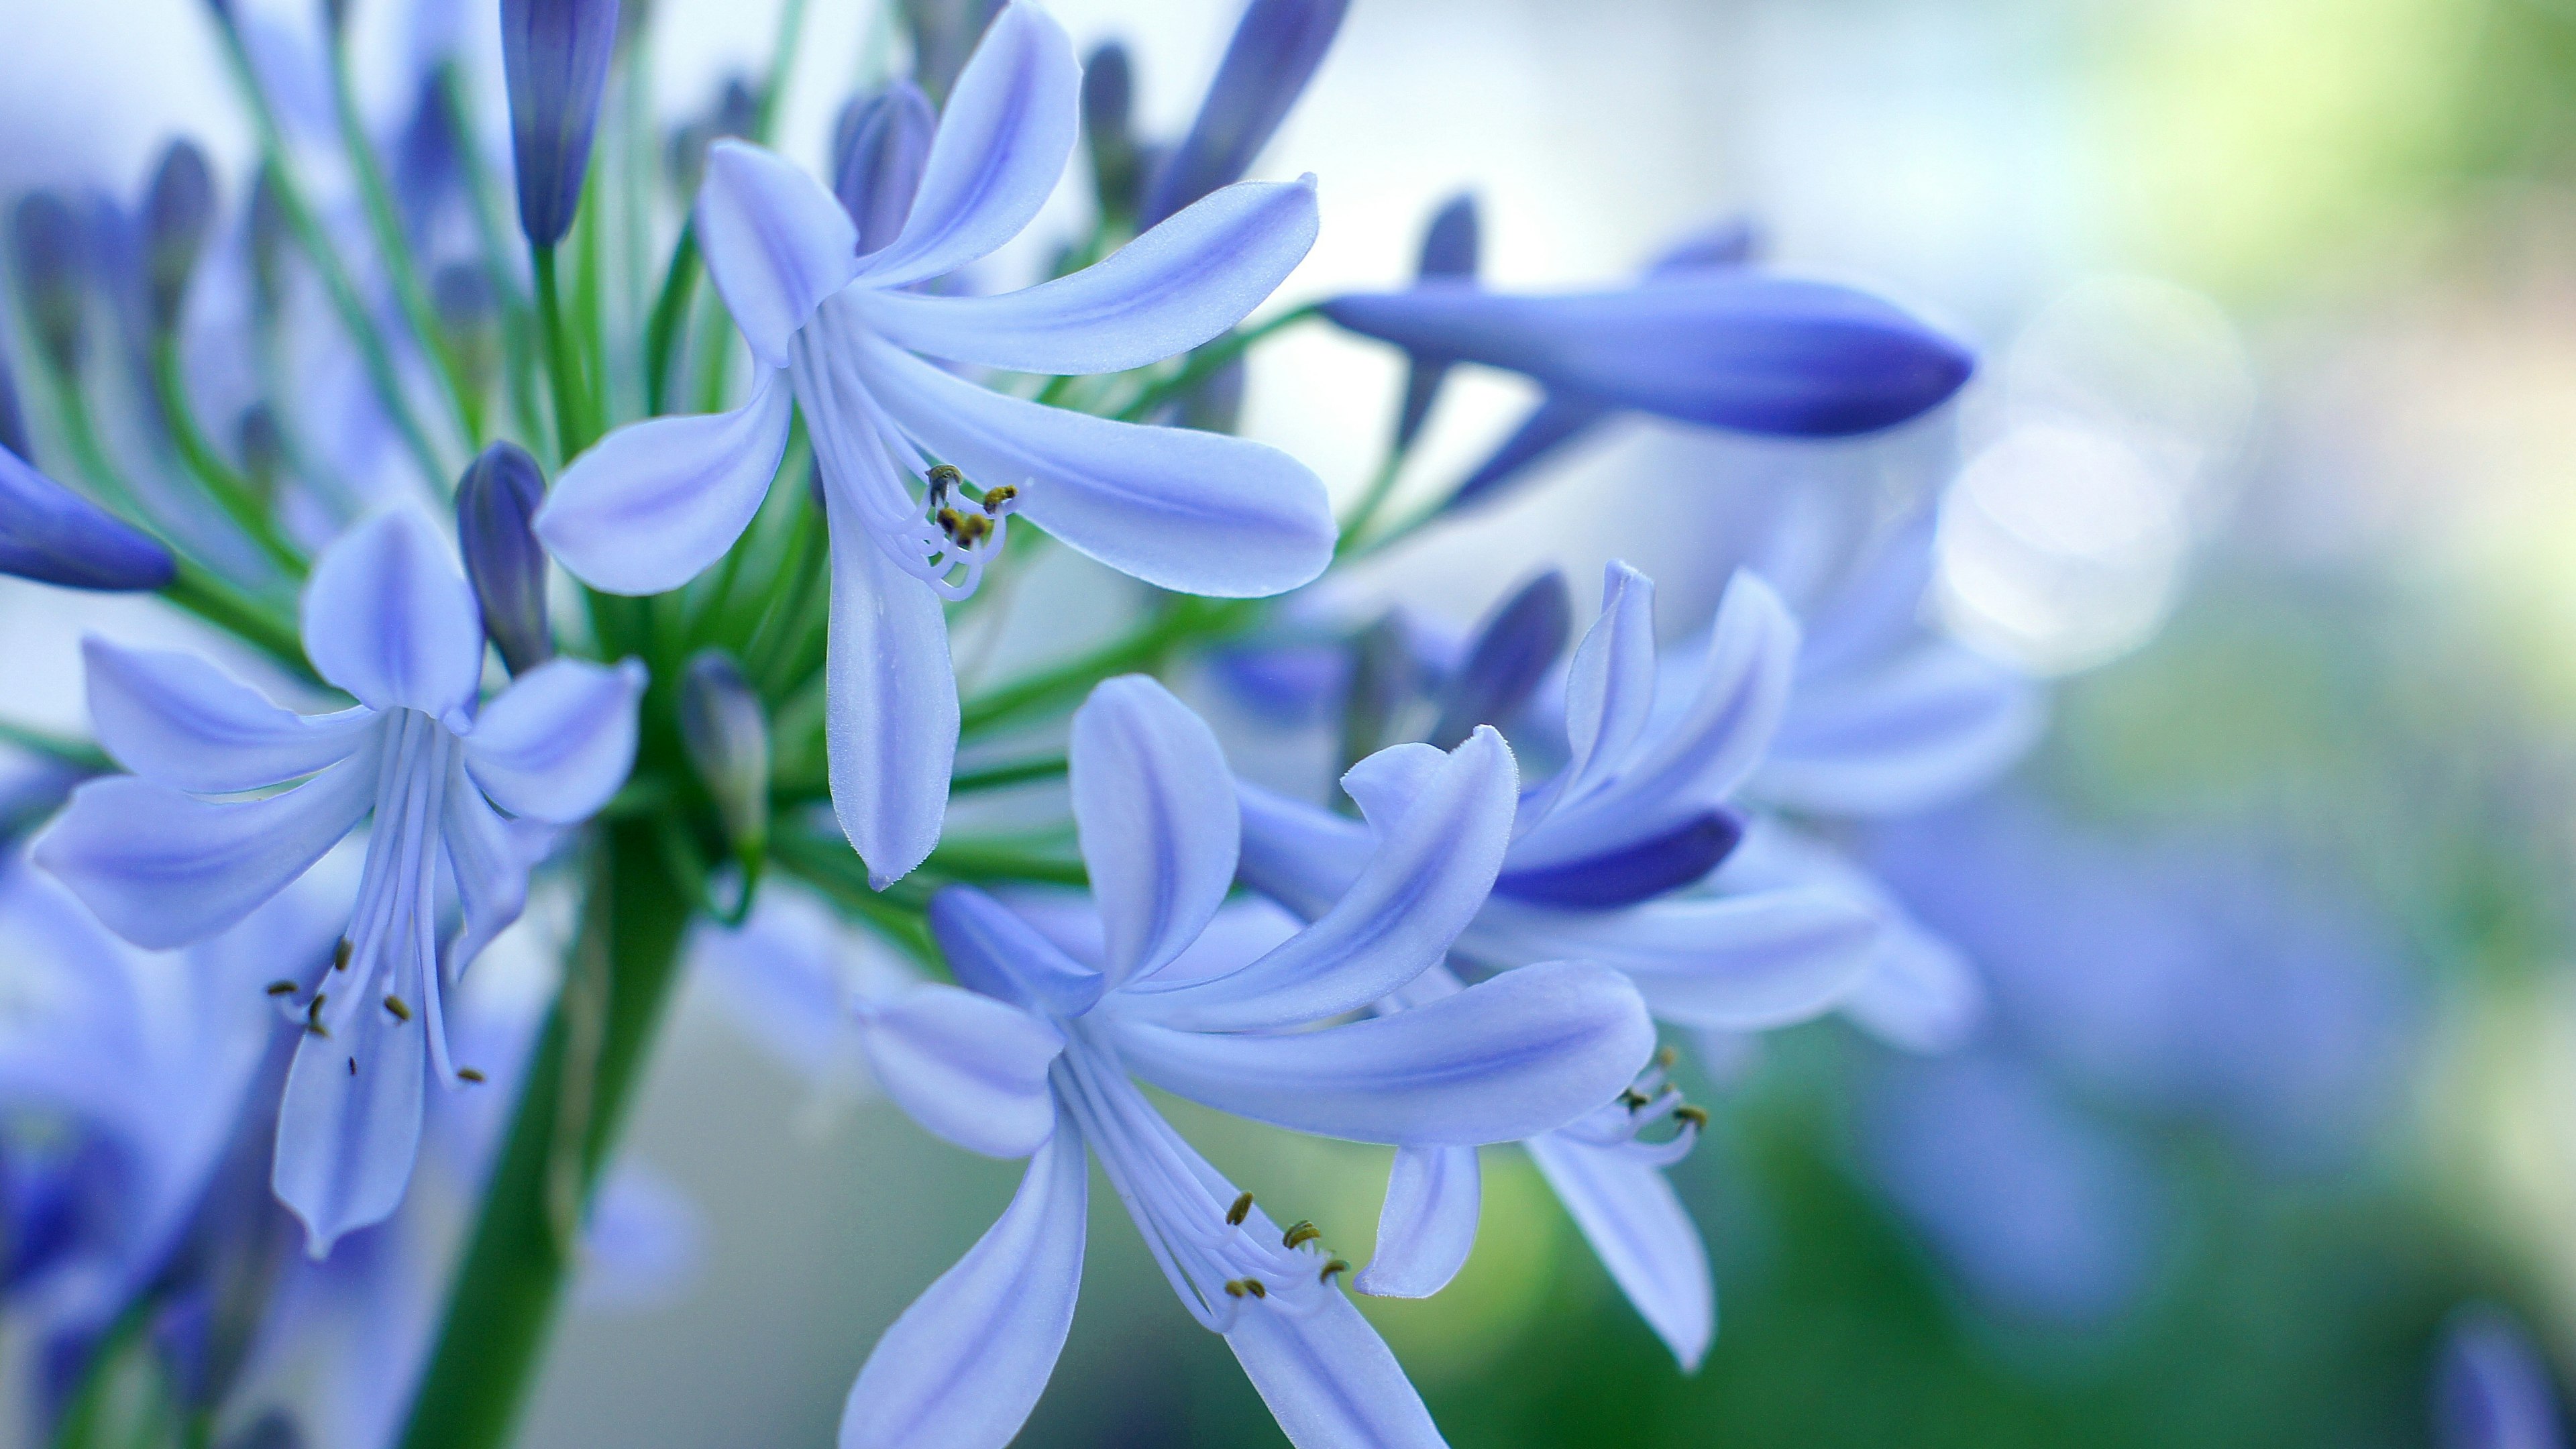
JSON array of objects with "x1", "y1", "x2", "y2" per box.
[
  {"x1": 928, "y1": 886, "x2": 1104, "y2": 1018},
  {"x1": 1546, "y1": 561, "x2": 1660, "y2": 814},
  {"x1": 537, "y1": 370, "x2": 795, "y2": 596},
  {"x1": 823, "y1": 480, "x2": 957, "y2": 888},
  {"x1": 83, "y1": 638, "x2": 377, "y2": 793},
  {"x1": 853, "y1": 335, "x2": 1332, "y2": 597},
  {"x1": 34, "y1": 763, "x2": 376, "y2": 949},
  {"x1": 1354, "y1": 1145, "x2": 1479, "y2": 1299},
  {"x1": 853, "y1": 3, "x2": 1080, "y2": 290},
  {"x1": 1136, "y1": 729, "x2": 1515, "y2": 1032},
  {"x1": 857, "y1": 178, "x2": 1318, "y2": 374},
  {"x1": 1116, "y1": 961, "x2": 1654, "y2": 1145},
  {"x1": 855, "y1": 983, "x2": 1065, "y2": 1159},
  {"x1": 272, "y1": 982, "x2": 427, "y2": 1257},
  {"x1": 301, "y1": 508, "x2": 486, "y2": 719},
  {"x1": 696, "y1": 140, "x2": 861, "y2": 370},
  {"x1": 1525, "y1": 1132, "x2": 1711, "y2": 1371},
  {"x1": 0, "y1": 446, "x2": 175, "y2": 591},
  {"x1": 839, "y1": 1106, "x2": 1087, "y2": 1449},
  {"x1": 1069, "y1": 676, "x2": 1238, "y2": 986},
  {"x1": 461, "y1": 657, "x2": 645, "y2": 822},
  {"x1": 1225, "y1": 1290, "x2": 1448, "y2": 1449},
  {"x1": 1462, "y1": 888, "x2": 1878, "y2": 1030}
]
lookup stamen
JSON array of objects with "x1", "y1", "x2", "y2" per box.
[
  {"x1": 1619, "y1": 1089, "x2": 1651, "y2": 1112},
  {"x1": 925, "y1": 462, "x2": 963, "y2": 507},
  {"x1": 332, "y1": 937, "x2": 352, "y2": 972},
  {"x1": 382, "y1": 994, "x2": 413, "y2": 1022},
  {"x1": 1226, "y1": 1191, "x2": 1254, "y2": 1226},
  {"x1": 305, "y1": 993, "x2": 329, "y2": 1038},
  {"x1": 980, "y1": 484, "x2": 1017, "y2": 515},
  {"x1": 1655, "y1": 1045, "x2": 1678, "y2": 1069},
  {"x1": 1223, "y1": 1279, "x2": 1248, "y2": 1299},
  {"x1": 458, "y1": 1067, "x2": 486, "y2": 1083},
  {"x1": 265, "y1": 980, "x2": 297, "y2": 997},
  {"x1": 1319, "y1": 1258, "x2": 1350, "y2": 1285},
  {"x1": 1672, "y1": 1104, "x2": 1709, "y2": 1128},
  {"x1": 1281, "y1": 1220, "x2": 1320, "y2": 1250},
  {"x1": 347, "y1": 1057, "x2": 357, "y2": 1076},
  {"x1": 1243, "y1": 1279, "x2": 1267, "y2": 1299}
]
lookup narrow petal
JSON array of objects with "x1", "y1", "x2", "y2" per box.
[
  {"x1": 840, "y1": 1106, "x2": 1087, "y2": 1449},
  {"x1": 1233, "y1": 779, "x2": 1368, "y2": 921},
  {"x1": 856, "y1": 983, "x2": 1065, "y2": 1159},
  {"x1": 823, "y1": 480, "x2": 957, "y2": 888},
  {"x1": 1493, "y1": 810, "x2": 1741, "y2": 910},
  {"x1": 1069, "y1": 676, "x2": 1238, "y2": 985},
  {"x1": 1139, "y1": 0, "x2": 1350, "y2": 227},
  {"x1": 1525, "y1": 1132, "x2": 1711, "y2": 1370},
  {"x1": 1462, "y1": 888, "x2": 1878, "y2": 1030},
  {"x1": 462, "y1": 657, "x2": 646, "y2": 822},
  {"x1": 1427, "y1": 570, "x2": 1570, "y2": 750},
  {"x1": 34, "y1": 763, "x2": 375, "y2": 949},
  {"x1": 301, "y1": 508, "x2": 486, "y2": 718},
  {"x1": 1354, "y1": 1145, "x2": 1480, "y2": 1299},
  {"x1": 537, "y1": 370, "x2": 795, "y2": 596},
  {"x1": 926, "y1": 885, "x2": 1104, "y2": 1018},
  {"x1": 853, "y1": 335, "x2": 1332, "y2": 597},
  {"x1": 857, "y1": 178, "x2": 1318, "y2": 374},
  {"x1": 272, "y1": 987, "x2": 426, "y2": 1257},
  {"x1": 696, "y1": 140, "x2": 861, "y2": 369},
  {"x1": 853, "y1": 3, "x2": 1081, "y2": 290},
  {"x1": 439, "y1": 775, "x2": 535, "y2": 998},
  {"x1": 1136, "y1": 729, "x2": 1515, "y2": 1032},
  {"x1": 1542, "y1": 561, "x2": 1658, "y2": 816},
  {"x1": 83, "y1": 637, "x2": 376, "y2": 792},
  {"x1": 1114, "y1": 961, "x2": 1655, "y2": 1145},
  {"x1": 1446, "y1": 394, "x2": 1610, "y2": 513},
  {"x1": 1226, "y1": 1291, "x2": 1448, "y2": 1449},
  {"x1": 1841, "y1": 916, "x2": 1986, "y2": 1055},
  {"x1": 1759, "y1": 642, "x2": 2046, "y2": 817},
  {"x1": 0, "y1": 445, "x2": 175, "y2": 590}
]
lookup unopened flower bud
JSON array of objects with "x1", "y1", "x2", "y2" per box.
[
  {"x1": 0, "y1": 447, "x2": 174, "y2": 592},
  {"x1": 667, "y1": 76, "x2": 756, "y2": 201},
  {"x1": 11, "y1": 193, "x2": 87, "y2": 378},
  {"x1": 1081, "y1": 41, "x2": 1143, "y2": 222},
  {"x1": 1428, "y1": 570, "x2": 1566, "y2": 749},
  {"x1": 502, "y1": 0, "x2": 622, "y2": 248},
  {"x1": 899, "y1": 0, "x2": 1004, "y2": 107},
  {"x1": 679, "y1": 650, "x2": 769, "y2": 859},
  {"x1": 831, "y1": 83, "x2": 934, "y2": 256},
  {"x1": 455, "y1": 442, "x2": 553, "y2": 674},
  {"x1": 144, "y1": 140, "x2": 217, "y2": 337},
  {"x1": 1393, "y1": 193, "x2": 1479, "y2": 451},
  {"x1": 1141, "y1": 0, "x2": 1349, "y2": 227}
]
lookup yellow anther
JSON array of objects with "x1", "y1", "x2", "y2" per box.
[
  {"x1": 981, "y1": 484, "x2": 1018, "y2": 515},
  {"x1": 1281, "y1": 1221, "x2": 1321, "y2": 1250},
  {"x1": 1243, "y1": 1279, "x2": 1267, "y2": 1299},
  {"x1": 332, "y1": 937, "x2": 352, "y2": 972},
  {"x1": 458, "y1": 1067, "x2": 487, "y2": 1083},
  {"x1": 1319, "y1": 1258, "x2": 1350, "y2": 1285},
  {"x1": 265, "y1": 980, "x2": 297, "y2": 997},
  {"x1": 1619, "y1": 1089, "x2": 1651, "y2": 1112},
  {"x1": 382, "y1": 994, "x2": 413, "y2": 1023},
  {"x1": 951, "y1": 513, "x2": 991, "y2": 546},
  {"x1": 926, "y1": 463, "x2": 963, "y2": 495},
  {"x1": 1672, "y1": 1104, "x2": 1709, "y2": 1128},
  {"x1": 305, "y1": 993, "x2": 330, "y2": 1038},
  {"x1": 1226, "y1": 1191, "x2": 1254, "y2": 1226},
  {"x1": 1655, "y1": 1045, "x2": 1678, "y2": 1069},
  {"x1": 936, "y1": 505, "x2": 963, "y2": 537},
  {"x1": 1223, "y1": 1279, "x2": 1248, "y2": 1299}
]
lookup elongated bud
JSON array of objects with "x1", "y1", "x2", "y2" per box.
[
  {"x1": 1082, "y1": 41, "x2": 1143, "y2": 222},
  {"x1": 11, "y1": 193, "x2": 87, "y2": 378},
  {"x1": 144, "y1": 141, "x2": 217, "y2": 337},
  {"x1": 899, "y1": 0, "x2": 1005, "y2": 107},
  {"x1": 455, "y1": 443, "x2": 553, "y2": 674},
  {"x1": 1141, "y1": 0, "x2": 1349, "y2": 227},
  {"x1": 0, "y1": 447, "x2": 174, "y2": 591},
  {"x1": 1428, "y1": 570, "x2": 1567, "y2": 749},
  {"x1": 831, "y1": 83, "x2": 934, "y2": 256},
  {"x1": 501, "y1": 0, "x2": 622, "y2": 248},
  {"x1": 0, "y1": 352, "x2": 30, "y2": 461},
  {"x1": 667, "y1": 76, "x2": 756, "y2": 200},
  {"x1": 679, "y1": 650, "x2": 769, "y2": 860},
  {"x1": 1393, "y1": 193, "x2": 1478, "y2": 450}
]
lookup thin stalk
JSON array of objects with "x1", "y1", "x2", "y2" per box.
[
  {"x1": 921, "y1": 834, "x2": 1087, "y2": 886},
  {"x1": 572, "y1": 174, "x2": 610, "y2": 430},
  {"x1": 394, "y1": 819, "x2": 696, "y2": 1449},
  {"x1": 435, "y1": 64, "x2": 549, "y2": 447},
  {"x1": 771, "y1": 828, "x2": 939, "y2": 966},
  {"x1": 959, "y1": 596, "x2": 1256, "y2": 735},
  {"x1": 950, "y1": 753, "x2": 1069, "y2": 792},
  {"x1": 1333, "y1": 445, "x2": 1409, "y2": 561},
  {"x1": 1110, "y1": 305, "x2": 1318, "y2": 423},
  {"x1": 641, "y1": 225, "x2": 699, "y2": 417},
  {"x1": 532, "y1": 247, "x2": 594, "y2": 459},
  {"x1": 164, "y1": 561, "x2": 313, "y2": 679},
  {"x1": 148, "y1": 340, "x2": 305, "y2": 574}
]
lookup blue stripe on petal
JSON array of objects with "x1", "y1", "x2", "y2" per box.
[
  {"x1": 272, "y1": 981, "x2": 427, "y2": 1258},
  {"x1": 1225, "y1": 1289, "x2": 1448, "y2": 1449},
  {"x1": 928, "y1": 885, "x2": 1104, "y2": 1018},
  {"x1": 84, "y1": 637, "x2": 377, "y2": 794},
  {"x1": 822, "y1": 481, "x2": 957, "y2": 888},
  {"x1": 301, "y1": 508, "x2": 486, "y2": 718},
  {"x1": 1525, "y1": 1131, "x2": 1711, "y2": 1371},
  {"x1": 1462, "y1": 888, "x2": 1878, "y2": 1031},
  {"x1": 1353, "y1": 1144, "x2": 1479, "y2": 1299},
  {"x1": 1494, "y1": 809, "x2": 1743, "y2": 910},
  {"x1": 461, "y1": 656, "x2": 645, "y2": 823},
  {"x1": 855, "y1": 983, "x2": 1064, "y2": 1159}
]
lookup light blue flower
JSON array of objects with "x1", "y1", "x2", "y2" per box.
[
  {"x1": 2434, "y1": 1303, "x2": 2569, "y2": 1449},
  {"x1": 537, "y1": 2, "x2": 1334, "y2": 889},
  {"x1": 837, "y1": 676, "x2": 1654, "y2": 1449},
  {"x1": 31, "y1": 507, "x2": 645, "y2": 1256}
]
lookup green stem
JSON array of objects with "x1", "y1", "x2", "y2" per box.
[
  {"x1": 533, "y1": 247, "x2": 594, "y2": 459},
  {"x1": 163, "y1": 561, "x2": 313, "y2": 680},
  {"x1": 0, "y1": 717, "x2": 112, "y2": 773},
  {"x1": 394, "y1": 819, "x2": 696, "y2": 1449},
  {"x1": 771, "y1": 829, "x2": 940, "y2": 965},
  {"x1": 641, "y1": 225, "x2": 700, "y2": 417},
  {"x1": 437, "y1": 64, "x2": 548, "y2": 447},
  {"x1": 959, "y1": 596, "x2": 1256, "y2": 735},
  {"x1": 951, "y1": 753, "x2": 1069, "y2": 793},
  {"x1": 149, "y1": 341, "x2": 305, "y2": 576},
  {"x1": 920, "y1": 835, "x2": 1089, "y2": 887},
  {"x1": 1111, "y1": 305, "x2": 1318, "y2": 423}
]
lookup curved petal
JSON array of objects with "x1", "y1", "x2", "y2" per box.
[
  {"x1": 823, "y1": 479, "x2": 957, "y2": 888},
  {"x1": 462, "y1": 657, "x2": 646, "y2": 822},
  {"x1": 1070, "y1": 676, "x2": 1238, "y2": 986},
  {"x1": 1234, "y1": 780, "x2": 1368, "y2": 920},
  {"x1": 853, "y1": 336, "x2": 1332, "y2": 597},
  {"x1": 34, "y1": 763, "x2": 376, "y2": 949},
  {"x1": 272, "y1": 981, "x2": 426, "y2": 1258},
  {"x1": 1493, "y1": 810, "x2": 1742, "y2": 910},
  {"x1": 1525, "y1": 1132, "x2": 1711, "y2": 1371},
  {"x1": 1115, "y1": 961, "x2": 1655, "y2": 1145},
  {"x1": 83, "y1": 637, "x2": 376, "y2": 793},
  {"x1": 1354, "y1": 1145, "x2": 1479, "y2": 1299},
  {"x1": 852, "y1": 3, "x2": 1081, "y2": 290},
  {"x1": 1428, "y1": 570, "x2": 1572, "y2": 750},
  {"x1": 840, "y1": 1106, "x2": 1087, "y2": 1449},
  {"x1": 1841, "y1": 914, "x2": 1986, "y2": 1055},
  {"x1": 1759, "y1": 643, "x2": 2045, "y2": 817},
  {"x1": 439, "y1": 775, "x2": 534, "y2": 1003},
  {"x1": 928, "y1": 886, "x2": 1106, "y2": 1018},
  {"x1": 1447, "y1": 393, "x2": 1611, "y2": 513},
  {"x1": 856, "y1": 983, "x2": 1065, "y2": 1159},
  {"x1": 858, "y1": 178, "x2": 1318, "y2": 374},
  {"x1": 696, "y1": 141, "x2": 861, "y2": 370},
  {"x1": 301, "y1": 508, "x2": 485, "y2": 718},
  {"x1": 1226, "y1": 1289, "x2": 1447, "y2": 1449},
  {"x1": 0, "y1": 445, "x2": 176, "y2": 590},
  {"x1": 1462, "y1": 888, "x2": 1878, "y2": 1030},
  {"x1": 537, "y1": 370, "x2": 796, "y2": 596},
  {"x1": 1137, "y1": 729, "x2": 1515, "y2": 1032},
  {"x1": 1550, "y1": 560, "x2": 1659, "y2": 812}
]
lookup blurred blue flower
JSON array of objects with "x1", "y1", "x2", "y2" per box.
[
  {"x1": 2434, "y1": 1303, "x2": 2568, "y2": 1449},
  {"x1": 0, "y1": 442, "x2": 176, "y2": 592},
  {"x1": 501, "y1": 0, "x2": 623, "y2": 249},
  {"x1": 1137, "y1": 0, "x2": 1350, "y2": 227}
]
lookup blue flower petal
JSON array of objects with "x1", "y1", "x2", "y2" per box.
[
  {"x1": 0, "y1": 446, "x2": 174, "y2": 591},
  {"x1": 1463, "y1": 888, "x2": 1878, "y2": 1030},
  {"x1": 1525, "y1": 1131, "x2": 1711, "y2": 1371},
  {"x1": 83, "y1": 637, "x2": 378, "y2": 794},
  {"x1": 1493, "y1": 809, "x2": 1742, "y2": 910},
  {"x1": 1069, "y1": 676, "x2": 1238, "y2": 986},
  {"x1": 1445, "y1": 393, "x2": 1611, "y2": 513},
  {"x1": 1352, "y1": 1144, "x2": 1479, "y2": 1299},
  {"x1": 856, "y1": 983, "x2": 1065, "y2": 1159},
  {"x1": 1426, "y1": 570, "x2": 1568, "y2": 749},
  {"x1": 461, "y1": 656, "x2": 645, "y2": 822},
  {"x1": 301, "y1": 508, "x2": 486, "y2": 718},
  {"x1": 272, "y1": 974, "x2": 427, "y2": 1258},
  {"x1": 822, "y1": 480, "x2": 957, "y2": 888},
  {"x1": 1224, "y1": 1288, "x2": 1448, "y2": 1449},
  {"x1": 537, "y1": 368, "x2": 796, "y2": 596},
  {"x1": 1140, "y1": 0, "x2": 1350, "y2": 227},
  {"x1": 696, "y1": 140, "x2": 860, "y2": 370},
  {"x1": 1759, "y1": 642, "x2": 2045, "y2": 818},
  {"x1": 928, "y1": 885, "x2": 1105, "y2": 1019}
]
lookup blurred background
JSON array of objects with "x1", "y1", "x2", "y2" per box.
[{"x1": 10, "y1": 0, "x2": 2576, "y2": 1444}]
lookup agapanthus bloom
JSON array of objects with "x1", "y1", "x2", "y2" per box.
[
  {"x1": 537, "y1": 2, "x2": 1334, "y2": 887},
  {"x1": 837, "y1": 676, "x2": 1655, "y2": 1448},
  {"x1": 34, "y1": 508, "x2": 644, "y2": 1254}
]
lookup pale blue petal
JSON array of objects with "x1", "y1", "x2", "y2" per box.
[
  {"x1": 1525, "y1": 1132, "x2": 1711, "y2": 1370},
  {"x1": 1134, "y1": 728, "x2": 1515, "y2": 1032},
  {"x1": 1234, "y1": 779, "x2": 1367, "y2": 920},
  {"x1": 856, "y1": 983, "x2": 1065, "y2": 1158},
  {"x1": 1354, "y1": 1145, "x2": 1479, "y2": 1299},
  {"x1": 696, "y1": 140, "x2": 861, "y2": 370},
  {"x1": 437, "y1": 775, "x2": 535, "y2": 1004},
  {"x1": 537, "y1": 370, "x2": 796, "y2": 596},
  {"x1": 83, "y1": 637, "x2": 377, "y2": 793},
  {"x1": 462, "y1": 657, "x2": 646, "y2": 822},
  {"x1": 1758, "y1": 641, "x2": 2046, "y2": 817},
  {"x1": 1540, "y1": 560, "x2": 1658, "y2": 818},
  {"x1": 840, "y1": 1106, "x2": 1087, "y2": 1449},
  {"x1": 853, "y1": 335, "x2": 1332, "y2": 597},
  {"x1": 928, "y1": 885, "x2": 1105, "y2": 1018},
  {"x1": 1462, "y1": 888, "x2": 1878, "y2": 1030},
  {"x1": 1114, "y1": 961, "x2": 1654, "y2": 1144},
  {"x1": 301, "y1": 508, "x2": 486, "y2": 718},
  {"x1": 852, "y1": 3, "x2": 1080, "y2": 290},
  {"x1": 1069, "y1": 676, "x2": 1238, "y2": 986},
  {"x1": 823, "y1": 479, "x2": 957, "y2": 888},
  {"x1": 34, "y1": 763, "x2": 376, "y2": 949},
  {"x1": 857, "y1": 178, "x2": 1318, "y2": 374},
  {"x1": 1841, "y1": 914, "x2": 1986, "y2": 1054},
  {"x1": 1336, "y1": 742, "x2": 1447, "y2": 834},
  {"x1": 272, "y1": 980, "x2": 426, "y2": 1257},
  {"x1": 1226, "y1": 1290, "x2": 1448, "y2": 1449}
]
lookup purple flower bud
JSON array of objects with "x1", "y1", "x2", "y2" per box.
[
  {"x1": 679, "y1": 649, "x2": 769, "y2": 857},
  {"x1": 830, "y1": 83, "x2": 935, "y2": 256},
  {"x1": 1082, "y1": 41, "x2": 1143, "y2": 221},
  {"x1": 455, "y1": 442, "x2": 553, "y2": 674},
  {"x1": 1393, "y1": 193, "x2": 1479, "y2": 451},
  {"x1": 0, "y1": 352, "x2": 30, "y2": 462},
  {"x1": 1428, "y1": 568, "x2": 1564, "y2": 749},
  {"x1": 899, "y1": 0, "x2": 1005, "y2": 107},
  {"x1": 11, "y1": 193, "x2": 87, "y2": 376},
  {"x1": 1140, "y1": 0, "x2": 1350, "y2": 227},
  {"x1": 0, "y1": 447, "x2": 174, "y2": 592},
  {"x1": 1493, "y1": 810, "x2": 1743, "y2": 909},
  {"x1": 144, "y1": 140, "x2": 217, "y2": 337},
  {"x1": 2435, "y1": 1304, "x2": 2569, "y2": 1449},
  {"x1": 667, "y1": 76, "x2": 757, "y2": 200},
  {"x1": 501, "y1": 0, "x2": 622, "y2": 248}
]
